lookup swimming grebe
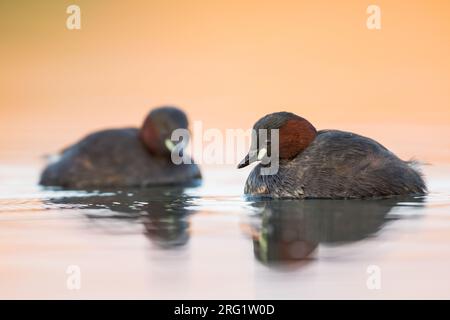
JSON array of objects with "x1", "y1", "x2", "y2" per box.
[
  {"x1": 238, "y1": 112, "x2": 426, "y2": 199},
  {"x1": 40, "y1": 106, "x2": 201, "y2": 188}
]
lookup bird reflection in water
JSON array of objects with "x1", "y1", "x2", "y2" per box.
[
  {"x1": 45, "y1": 186, "x2": 197, "y2": 248},
  {"x1": 248, "y1": 196, "x2": 425, "y2": 265}
]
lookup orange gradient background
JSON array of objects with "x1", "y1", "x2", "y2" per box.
[{"x1": 0, "y1": 0, "x2": 449, "y2": 163}]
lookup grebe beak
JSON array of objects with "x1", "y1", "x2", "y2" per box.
[
  {"x1": 237, "y1": 154, "x2": 250, "y2": 169},
  {"x1": 237, "y1": 149, "x2": 261, "y2": 169}
]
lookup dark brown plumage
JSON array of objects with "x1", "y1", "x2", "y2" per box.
[
  {"x1": 40, "y1": 107, "x2": 201, "y2": 189},
  {"x1": 239, "y1": 112, "x2": 427, "y2": 199}
]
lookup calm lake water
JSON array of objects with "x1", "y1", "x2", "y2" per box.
[{"x1": 1, "y1": 162, "x2": 450, "y2": 299}]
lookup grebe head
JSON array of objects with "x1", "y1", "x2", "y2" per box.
[
  {"x1": 237, "y1": 112, "x2": 317, "y2": 169},
  {"x1": 140, "y1": 106, "x2": 189, "y2": 157}
]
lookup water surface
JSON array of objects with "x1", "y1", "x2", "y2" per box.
[{"x1": 1, "y1": 163, "x2": 449, "y2": 299}]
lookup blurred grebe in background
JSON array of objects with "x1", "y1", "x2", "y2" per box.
[{"x1": 40, "y1": 106, "x2": 201, "y2": 189}]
